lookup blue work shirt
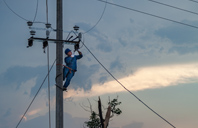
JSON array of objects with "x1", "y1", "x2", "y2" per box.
[{"x1": 65, "y1": 54, "x2": 83, "y2": 71}]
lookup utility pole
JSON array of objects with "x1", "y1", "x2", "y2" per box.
[
  {"x1": 27, "y1": 1, "x2": 81, "y2": 127},
  {"x1": 56, "y1": 0, "x2": 63, "y2": 127}
]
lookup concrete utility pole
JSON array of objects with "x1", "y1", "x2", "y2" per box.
[
  {"x1": 56, "y1": 0, "x2": 63, "y2": 127},
  {"x1": 27, "y1": 1, "x2": 81, "y2": 128}
]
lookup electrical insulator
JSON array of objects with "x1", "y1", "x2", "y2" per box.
[
  {"x1": 73, "y1": 25, "x2": 79, "y2": 31},
  {"x1": 45, "y1": 23, "x2": 51, "y2": 28},
  {"x1": 74, "y1": 44, "x2": 79, "y2": 51},
  {"x1": 43, "y1": 41, "x2": 48, "y2": 53},
  {"x1": 30, "y1": 30, "x2": 36, "y2": 36},
  {"x1": 27, "y1": 21, "x2": 33, "y2": 27},
  {"x1": 46, "y1": 30, "x2": 50, "y2": 38},
  {"x1": 78, "y1": 33, "x2": 82, "y2": 41},
  {"x1": 43, "y1": 41, "x2": 48, "y2": 49},
  {"x1": 27, "y1": 39, "x2": 33, "y2": 48}
]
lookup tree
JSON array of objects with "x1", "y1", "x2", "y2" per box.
[{"x1": 83, "y1": 96, "x2": 122, "y2": 128}]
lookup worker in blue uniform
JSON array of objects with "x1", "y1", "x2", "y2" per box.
[{"x1": 63, "y1": 48, "x2": 83, "y2": 91}]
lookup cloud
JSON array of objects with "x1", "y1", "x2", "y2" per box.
[
  {"x1": 169, "y1": 45, "x2": 198, "y2": 54},
  {"x1": 76, "y1": 22, "x2": 100, "y2": 34},
  {"x1": 97, "y1": 42, "x2": 112, "y2": 52},
  {"x1": 0, "y1": 66, "x2": 56, "y2": 96},
  {"x1": 155, "y1": 21, "x2": 198, "y2": 44},
  {"x1": 123, "y1": 122, "x2": 144, "y2": 128},
  {"x1": 76, "y1": 22, "x2": 112, "y2": 52},
  {"x1": 118, "y1": 37, "x2": 128, "y2": 47},
  {"x1": 110, "y1": 57, "x2": 124, "y2": 71},
  {"x1": 64, "y1": 63, "x2": 198, "y2": 100},
  {"x1": 27, "y1": 108, "x2": 42, "y2": 116},
  {"x1": 72, "y1": 64, "x2": 100, "y2": 90},
  {"x1": 3, "y1": 108, "x2": 11, "y2": 117},
  {"x1": 99, "y1": 76, "x2": 108, "y2": 84},
  {"x1": 19, "y1": 111, "x2": 87, "y2": 128},
  {"x1": 0, "y1": 76, "x2": 50, "y2": 128}
]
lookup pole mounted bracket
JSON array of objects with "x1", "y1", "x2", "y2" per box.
[
  {"x1": 26, "y1": 23, "x2": 82, "y2": 52},
  {"x1": 28, "y1": 37, "x2": 80, "y2": 44}
]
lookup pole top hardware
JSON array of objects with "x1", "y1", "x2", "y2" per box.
[
  {"x1": 28, "y1": 37, "x2": 80, "y2": 44},
  {"x1": 30, "y1": 30, "x2": 36, "y2": 36},
  {"x1": 73, "y1": 25, "x2": 79, "y2": 31},
  {"x1": 27, "y1": 21, "x2": 33, "y2": 27},
  {"x1": 46, "y1": 23, "x2": 51, "y2": 28}
]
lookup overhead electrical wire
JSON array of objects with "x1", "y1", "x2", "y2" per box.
[
  {"x1": 148, "y1": 0, "x2": 198, "y2": 16},
  {"x1": 2, "y1": 0, "x2": 45, "y2": 24},
  {"x1": 189, "y1": 0, "x2": 198, "y2": 3},
  {"x1": 53, "y1": 0, "x2": 198, "y2": 34},
  {"x1": 46, "y1": 0, "x2": 49, "y2": 23},
  {"x1": 15, "y1": 59, "x2": 56, "y2": 128},
  {"x1": 47, "y1": 0, "x2": 198, "y2": 33},
  {"x1": 33, "y1": 0, "x2": 39, "y2": 22},
  {"x1": 97, "y1": 0, "x2": 198, "y2": 30},
  {"x1": 83, "y1": 0, "x2": 107, "y2": 34},
  {"x1": 2, "y1": 0, "x2": 28, "y2": 21},
  {"x1": 82, "y1": 42, "x2": 176, "y2": 128}
]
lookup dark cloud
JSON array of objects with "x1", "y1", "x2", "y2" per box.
[
  {"x1": 169, "y1": 45, "x2": 198, "y2": 54},
  {"x1": 0, "y1": 66, "x2": 56, "y2": 97},
  {"x1": 76, "y1": 22, "x2": 112, "y2": 52},
  {"x1": 99, "y1": 76, "x2": 108, "y2": 84},
  {"x1": 123, "y1": 122, "x2": 144, "y2": 128},
  {"x1": 118, "y1": 38, "x2": 128, "y2": 47},
  {"x1": 97, "y1": 42, "x2": 112, "y2": 52},
  {"x1": 71, "y1": 64, "x2": 100, "y2": 90},
  {"x1": 110, "y1": 57, "x2": 124, "y2": 71},
  {"x1": 155, "y1": 21, "x2": 198, "y2": 44},
  {"x1": 3, "y1": 108, "x2": 11, "y2": 117},
  {"x1": 0, "y1": 63, "x2": 100, "y2": 96}
]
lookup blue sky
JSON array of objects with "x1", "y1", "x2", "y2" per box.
[{"x1": 1, "y1": 0, "x2": 198, "y2": 128}]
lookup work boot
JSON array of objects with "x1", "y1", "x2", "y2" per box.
[{"x1": 63, "y1": 87, "x2": 67, "y2": 91}]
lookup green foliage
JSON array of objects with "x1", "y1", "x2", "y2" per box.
[
  {"x1": 85, "y1": 111, "x2": 101, "y2": 128},
  {"x1": 108, "y1": 98, "x2": 122, "y2": 115},
  {"x1": 84, "y1": 97, "x2": 122, "y2": 128}
]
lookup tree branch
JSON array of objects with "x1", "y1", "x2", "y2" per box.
[
  {"x1": 104, "y1": 105, "x2": 111, "y2": 128},
  {"x1": 79, "y1": 103, "x2": 92, "y2": 113},
  {"x1": 98, "y1": 96, "x2": 104, "y2": 128},
  {"x1": 87, "y1": 98, "x2": 93, "y2": 113}
]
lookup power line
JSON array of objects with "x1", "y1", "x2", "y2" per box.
[
  {"x1": 33, "y1": 0, "x2": 39, "y2": 22},
  {"x1": 189, "y1": 0, "x2": 198, "y2": 3},
  {"x1": 2, "y1": 0, "x2": 46, "y2": 24},
  {"x1": 46, "y1": 0, "x2": 49, "y2": 23},
  {"x1": 2, "y1": 0, "x2": 28, "y2": 21},
  {"x1": 148, "y1": 0, "x2": 198, "y2": 16},
  {"x1": 15, "y1": 59, "x2": 56, "y2": 128},
  {"x1": 82, "y1": 42, "x2": 176, "y2": 128},
  {"x1": 97, "y1": 0, "x2": 198, "y2": 30},
  {"x1": 83, "y1": 0, "x2": 107, "y2": 34}
]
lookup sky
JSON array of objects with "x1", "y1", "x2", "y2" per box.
[{"x1": 1, "y1": 0, "x2": 198, "y2": 128}]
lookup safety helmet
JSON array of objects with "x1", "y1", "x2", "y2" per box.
[{"x1": 65, "y1": 48, "x2": 71, "y2": 55}]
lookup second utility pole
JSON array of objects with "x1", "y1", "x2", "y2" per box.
[{"x1": 56, "y1": 0, "x2": 63, "y2": 127}]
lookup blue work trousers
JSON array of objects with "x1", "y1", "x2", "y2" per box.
[{"x1": 63, "y1": 67, "x2": 75, "y2": 88}]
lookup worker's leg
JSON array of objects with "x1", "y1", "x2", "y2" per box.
[
  {"x1": 63, "y1": 71, "x2": 75, "y2": 88},
  {"x1": 63, "y1": 67, "x2": 69, "y2": 81}
]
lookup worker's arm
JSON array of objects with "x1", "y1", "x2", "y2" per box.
[{"x1": 76, "y1": 50, "x2": 83, "y2": 59}]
